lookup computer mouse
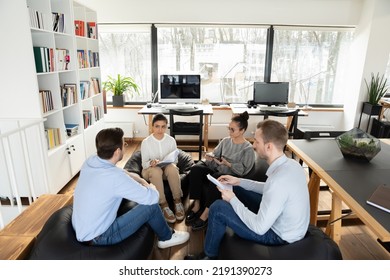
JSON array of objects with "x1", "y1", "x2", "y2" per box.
[
  {"x1": 247, "y1": 104, "x2": 252, "y2": 108},
  {"x1": 146, "y1": 103, "x2": 152, "y2": 108},
  {"x1": 194, "y1": 106, "x2": 198, "y2": 109},
  {"x1": 253, "y1": 104, "x2": 257, "y2": 109}
]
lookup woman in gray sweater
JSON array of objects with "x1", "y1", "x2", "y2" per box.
[{"x1": 186, "y1": 111, "x2": 255, "y2": 231}]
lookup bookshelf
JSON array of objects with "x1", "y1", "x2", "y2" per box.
[{"x1": 26, "y1": 0, "x2": 104, "y2": 193}]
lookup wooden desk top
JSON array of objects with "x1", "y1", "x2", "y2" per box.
[{"x1": 287, "y1": 139, "x2": 390, "y2": 242}]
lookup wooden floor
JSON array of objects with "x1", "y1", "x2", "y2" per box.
[{"x1": 60, "y1": 139, "x2": 390, "y2": 260}]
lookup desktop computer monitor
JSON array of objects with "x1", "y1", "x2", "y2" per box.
[
  {"x1": 159, "y1": 74, "x2": 201, "y2": 104},
  {"x1": 253, "y1": 82, "x2": 289, "y2": 106}
]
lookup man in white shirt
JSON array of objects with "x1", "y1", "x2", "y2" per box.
[{"x1": 185, "y1": 119, "x2": 310, "y2": 259}]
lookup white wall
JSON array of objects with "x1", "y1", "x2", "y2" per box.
[
  {"x1": 0, "y1": 0, "x2": 41, "y2": 118},
  {"x1": 77, "y1": 0, "x2": 390, "y2": 132},
  {"x1": 76, "y1": 0, "x2": 362, "y2": 26}
]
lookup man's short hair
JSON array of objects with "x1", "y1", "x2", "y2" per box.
[
  {"x1": 95, "y1": 127, "x2": 124, "y2": 159},
  {"x1": 257, "y1": 119, "x2": 288, "y2": 150}
]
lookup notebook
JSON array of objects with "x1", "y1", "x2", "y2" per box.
[
  {"x1": 206, "y1": 174, "x2": 232, "y2": 191},
  {"x1": 366, "y1": 184, "x2": 390, "y2": 214}
]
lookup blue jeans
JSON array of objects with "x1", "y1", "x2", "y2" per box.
[
  {"x1": 91, "y1": 204, "x2": 172, "y2": 245},
  {"x1": 204, "y1": 188, "x2": 287, "y2": 257}
]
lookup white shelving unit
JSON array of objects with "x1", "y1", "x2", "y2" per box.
[{"x1": 24, "y1": 0, "x2": 104, "y2": 194}]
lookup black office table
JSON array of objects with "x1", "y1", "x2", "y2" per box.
[{"x1": 287, "y1": 139, "x2": 390, "y2": 244}]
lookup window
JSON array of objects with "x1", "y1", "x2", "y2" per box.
[
  {"x1": 157, "y1": 25, "x2": 268, "y2": 103},
  {"x1": 272, "y1": 26, "x2": 354, "y2": 106},
  {"x1": 98, "y1": 24, "x2": 152, "y2": 103},
  {"x1": 98, "y1": 24, "x2": 355, "y2": 106}
]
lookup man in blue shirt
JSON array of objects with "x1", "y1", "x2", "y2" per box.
[
  {"x1": 72, "y1": 127, "x2": 189, "y2": 249},
  {"x1": 185, "y1": 119, "x2": 309, "y2": 259}
]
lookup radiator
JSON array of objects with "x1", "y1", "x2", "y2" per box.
[{"x1": 105, "y1": 122, "x2": 134, "y2": 138}]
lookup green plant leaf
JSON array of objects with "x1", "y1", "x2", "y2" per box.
[
  {"x1": 102, "y1": 74, "x2": 140, "y2": 97},
  {"x1": 365, "y1": 72, "x2": 389, "y2": 105}
]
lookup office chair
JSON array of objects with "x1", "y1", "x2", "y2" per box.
[
  {"x1": 169, "y1": 109, "x2": 204, "y2": 161},
  {"x1": 263, "y1": 109, "x2": 299, "y2": 139}
]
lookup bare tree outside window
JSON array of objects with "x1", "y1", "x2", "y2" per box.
[
  {"x1": 158, "y1": 26, "x2": 268, "y2": 103},
  {"x1": 272, "y1": 28, "x2": 354, "y2": 106},
  {"x1": 98, "y1": 24, "x2": 354, "y2": 106},
  {"x1": 99, "y1": 27, "x2": 152, "y2": 102}
]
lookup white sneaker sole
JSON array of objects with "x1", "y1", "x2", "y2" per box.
[{"x1": 157, "y1": 231, "x2": 190, "y2": 249}]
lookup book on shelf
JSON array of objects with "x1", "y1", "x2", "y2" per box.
[
  {"x1": 87, "y1": 22, "x2": 97, "y2": 39},
  {"x1": 366, "y1": 184, "x2": 390, "y2": 213},
  {"x1": 93, "y1": 105, "x2": 103, "y2": 121},
  {"x1": 33, "y1": 47, "x2": 69, "y2": 72},
  {"x1": 39, "y1": 90, "x2": 53, "y2": 113},
  {"x1": 83, "y1": 110, "x2": 92, "y2": 129},
  {"x1": 80, "y1": 80, "x2": 90, "y2": 99},
  {"x1": 88, "y1": 50, "x2": 100, "y2": 67},
  {"x1": 33, "y1": 46, "x2": 45, "y2": 73},
  {"x1": 77, "y1": 49, "x2": 88, "y2": 68},
  {"x1": 28, "y1": 6, "x2": 44, "y2": 29},
  {"x1": 65, "y1": 123, "x2": 79, "y2": 137},
  {"x1": 74, "y1": 20, "x2": 85, "y2": 36},
  {"x1": 60, "y1": 84, "x2": 77, "y2": 107},
  {"x1": 56, "y1": 48, "x2": 70, "y2": 71},
  {"x1": 91, "y1": 77, "x2": 101, "y2": 94},
  {"x1": 45, "y1": 127, "x2": 61, "y2": 149},
  {"x1": 52, "y1": 12, "x2": 65, "y2": 33}
]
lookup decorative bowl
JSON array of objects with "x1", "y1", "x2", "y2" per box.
[{"x1": 336, "y1": 128, "x2": 381, "y2": 162}]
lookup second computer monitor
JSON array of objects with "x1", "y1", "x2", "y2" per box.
[{"x1": 253, "y1": 82, "x2": 289, "y2": 106}]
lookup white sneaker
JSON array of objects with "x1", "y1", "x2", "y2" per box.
[{"x1": 157, "y1": 230, "x2": 190, "y2": 249}]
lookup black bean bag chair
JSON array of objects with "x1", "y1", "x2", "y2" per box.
[
  {"x1": 218, "y1": 225, "x2": 342, "y2": 260},
  {"x1": 244, "y1": 154, "x2": 269, "y2": 182},
  {"x1": 27, "y1": 200, "x2": 154, "y2": 260},
  {"x1": 123, "y1": 149, "x2": 194, "y2": 209}
]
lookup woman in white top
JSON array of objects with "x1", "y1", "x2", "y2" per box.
[{"x1": 141, "y1": 114, "x2": 184, "y2": 224}]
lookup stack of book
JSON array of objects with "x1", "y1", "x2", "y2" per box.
[
  {"x1": 65, "y1": 124, "x2": 79, "y2": 137},
  {"x1": 39, "y1": 90, "x2": 54, "y2": 113},
  {"x1": 83, "y1": 110, "x2": 92, "y2": 129},
  {"x1": 33, "y1": 47, "x2": 70, "y2": 72},
  {"x1": 80, "y1": 80, "x2": 90, "y2": 99},
  {"x1": 45, "y1": 127, "x2": 61, "y2": 149},
  {"x1": 74, "y1": 20, "x2": 85, "y2": 36},
  {"x1": 87, "y1": 22, "x2": 97, "y2": 39},
  {"x1": 60, "y1": 84, "x2": 77, "y2": 107},
  {"x1": 28, "y1": 7, "x2": 44, "y2": 29},
  {"x1": 52, "y1": 12, "x2": 65, "y2": 33}
]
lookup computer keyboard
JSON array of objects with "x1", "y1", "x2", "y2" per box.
[
  {"x1": 259, "y1": 106, "x2": 289, "y2": 112},
  {"x1": 163, "y1": 104, "x2": 198, "y2": 110}
]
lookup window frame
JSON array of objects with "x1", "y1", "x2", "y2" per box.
[{"x1": 99, "y1": 23, "x2": 354, "y2": 107}]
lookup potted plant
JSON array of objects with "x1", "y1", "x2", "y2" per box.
[
  {"x1": 102, "y1": 74, "x2": 140, "y2": 106},
  {"x1": 362, "y1": 72, "x2": 389, "y2": 116}
]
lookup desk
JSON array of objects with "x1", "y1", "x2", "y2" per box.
[
  {"x1": 230, "y1": 104, "x2": 308, "y2": 135},
  {"x1": 138, "y1": 104, "x2": 213, "y2": 150},
  {"x1": 287, "y1": 139, "x2": 390, "y2": 244}
]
